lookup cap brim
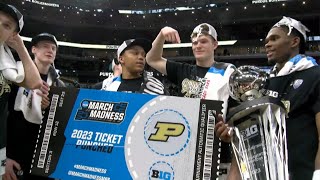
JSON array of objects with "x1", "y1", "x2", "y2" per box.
[
  {"x1": 31, "y1": 36, "x2": 57, "y2": 46},
  {"x1": 0, "y1": 3, "x2": 19, "y2": 32},
  {"x1": 127, "y1": 38, "x2": 152, "y2": 54}
]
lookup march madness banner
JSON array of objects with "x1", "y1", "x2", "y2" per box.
[{"x1": 30, "y1": 87, "x2": 223, "y2": 180}]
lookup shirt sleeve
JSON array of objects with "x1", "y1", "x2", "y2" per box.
[
  {"x1": 166, "y1": 61, "x2": 180, "y2": 85},
  {"x1": 166, "y1": 61, "x2": 193, "y2": 86}
]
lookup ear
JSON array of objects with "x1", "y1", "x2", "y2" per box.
[
  {"x1": 31, "y1": 46, "x2": 36, "y2": 54},
  {"x1": 291, "y1": 36, "x2": 300, "y2": 49},
  {"x1": 212, "y1": 40, "x2": 218, "y2": 50},
  {"x1": 118, "y1": 56, "x2": 124, "y2": 65}
]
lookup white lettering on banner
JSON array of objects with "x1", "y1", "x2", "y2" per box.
[
  {"x1": 99, "y1": 72, "x2": 113, "y2": 77},
  {"x1": 70, "y1": 129, "x2": 123, "y2": 145},
  {"x1": 68, "y1": 170, "x2": 110, "y2": 180},
  {"x1": 25, "y1": 0, "x2": 60, "y2": 7},
  {"x1": 252, "y1": 0, "x2": 287, "y2": 4},
  {"x1": 74, "y1": 164, "x2": 107, "y2": 174}
]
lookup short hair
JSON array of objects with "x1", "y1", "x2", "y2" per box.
[{"x1": 279, "y1": 25, "x2": 306, "y2": 54}]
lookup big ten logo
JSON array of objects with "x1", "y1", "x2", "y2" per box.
[
  {"x1": 149, "y1": 161, "x2": 174, "y2": 180},
  {"x1": 144, "y1": 109, "x2": 191, "y2": 156},
  {"x1": 241, "y1": 124, "x2": 259, "y2": 139}
]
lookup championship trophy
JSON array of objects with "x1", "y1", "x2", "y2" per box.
[{"x1": 227, "y1": 66, "x2": 289, "y2": 180}]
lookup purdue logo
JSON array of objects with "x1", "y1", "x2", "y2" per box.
[
  {"x1": 144, "y1": 109, "x2": 191, "y2": 156},
  {"x1": 148, "y1": 122, "x2": 185, "y2": 142}
]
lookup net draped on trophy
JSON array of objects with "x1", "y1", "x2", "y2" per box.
[{"x1": 227, "y1": 65, "x2": 289, "y2": 180}]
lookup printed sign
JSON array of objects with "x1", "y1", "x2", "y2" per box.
[{"x1": 30, "y1": 87, "x2": 223, "y2": 180}]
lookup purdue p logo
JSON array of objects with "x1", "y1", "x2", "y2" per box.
[
  {"x1": 148, "y1": 122, "x2": 185, "y2": 142},
  {"x1": 144, "y1": 109, "x2": 191, "y2": 156}
]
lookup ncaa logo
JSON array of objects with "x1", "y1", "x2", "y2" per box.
[
  {"x1": 149, "y1": 161, "x2": 174, "y2": 180},
  {"x1": 144, "y1": 109, "x2": 191, "y2": 156},
  {"x1": 81, "y1": 100, "x2": 89, "y2": 109}
]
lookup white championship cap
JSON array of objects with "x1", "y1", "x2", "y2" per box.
[
  {"x1": 273, "y1": 16, "x2": 310, "y2": 42},
  {"x1": 191, "y1": 23, "x2": 218, "y2": 41}
]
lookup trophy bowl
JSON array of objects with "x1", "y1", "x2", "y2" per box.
[{"x1": 228, "y1": 65, "x2": 269, "y2": 102}]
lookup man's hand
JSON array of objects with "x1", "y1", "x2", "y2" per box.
[
  {"x1": 3, "y1": 158, "x2": 21, "y2": 180},
  {"x1": 160, "y1": 27, "x2": 181, "y2": 44},
  {"x1": 36, "y1": 81, "x2": 50, "y2": 110},
  {"x1": 214, "y1": 114, "x2": 233, "y2": 143},
  {"x1": 5, "y1": 34, "x2": 24, "y2": 52}
]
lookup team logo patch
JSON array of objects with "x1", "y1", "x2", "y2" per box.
[
  {"x1": 144, "y1": 109, "x2": 191, "y2": 156},
  {"x1": 293, "y1": 79, "x2": 303, "y2": 89},
  {"x1": 75, "y1": 99, "x2": 128, "y2": 123},
  {"x1": 149, "y1": 161, "x2": 174, "y2": 180}
]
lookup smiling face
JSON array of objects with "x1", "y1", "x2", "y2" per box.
[
  {"x1": 119, "y1": 45, "x2": 146, "y2": 76},
  {"x1": 191, "y1": 34, "x2": 218, "y2": 63},
  {"x1": 0, "y1": 11, "x2": 17, "y2": 43},
  {"x1": 32, "y1": 40, "x2": 57, "y2": 65},
  {"x1": 265, "y1": 26, "x2": 300, "y2": 65}
]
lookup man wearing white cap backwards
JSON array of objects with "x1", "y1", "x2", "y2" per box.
[
  {"x1": 147, "y1": 24, "x2": 236, "y2": 116},
  {"x1": 215, "y1": 16, "x2": 320, "y2": 180},
  {"x1": 147, "y1": 24, "x2": 236, "y2": 179}
]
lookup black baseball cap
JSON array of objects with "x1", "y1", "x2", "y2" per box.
[
  {"x1": 117, "y1": 38, "x2": 152, "y2": 59},
  {"x1": 31, "y1": 33, "x2": 58, "y2": 47},
  {"x1": 0, "y1": 3, "x2": 24, "y2": 32}
]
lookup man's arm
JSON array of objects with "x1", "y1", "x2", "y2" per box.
[
  {"x1": 146, "y1": 27, "x2": 181, "y2": 75},
  {"x1": 6, "y1": 34, "x2": 42, "y2": 89},
  {"x1": 227, "y1": 155, "x2": 242, "y2": 180}
]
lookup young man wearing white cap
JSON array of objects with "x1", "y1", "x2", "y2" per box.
[
  {"x1": 4, "y1": 33, "x2": 64, "y2": 180},
  {"x1": 96, "y1": 38, "x2": 167, "y2": 95},
  {"x1": 147, "y1": 24, "x2": 236, "y2": 116},
  {"x1": 0, "y1": 3, "x2": 42, "y2": 177},
  {"x1": 146, "y1": 24, "x2": 236, "y2": 179},
  {"x1": 215, "y1": 17, "x2": 320, "y2": 180}
]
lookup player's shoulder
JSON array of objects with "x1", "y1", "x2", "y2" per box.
[{"x1": 214, "y1": 62, "x2": 235, "y2": 70}]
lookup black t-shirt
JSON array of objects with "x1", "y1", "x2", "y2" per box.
[
  {"x1": 265, "y1": 66, "x2": 320, "y2": 180},
  {"x1": 0, "y1": 74, "x2": 11, "y2": 149},
  {"x1": 117, "y1": 77, "x2": 143, "y2": 93},
  {"x1": 166, "y1": 61, "x2": 209, "y2": 97},
  {"x1": 166, "y1": 61, "x2": 236, "y2": 164}
]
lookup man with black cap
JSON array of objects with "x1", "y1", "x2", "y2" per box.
[
  {"x1": 0, "y1": 3, "x2": 42, "y2": 178},
  {"x1": 4, "y1": 33, "x2": 64, "y2": 180},
  {"x1": 215, "y1": 17, "x2": 320, "y2": 180},
  {"x1": 95, "y1": 38, "x2": 167, "y2": 95}
]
